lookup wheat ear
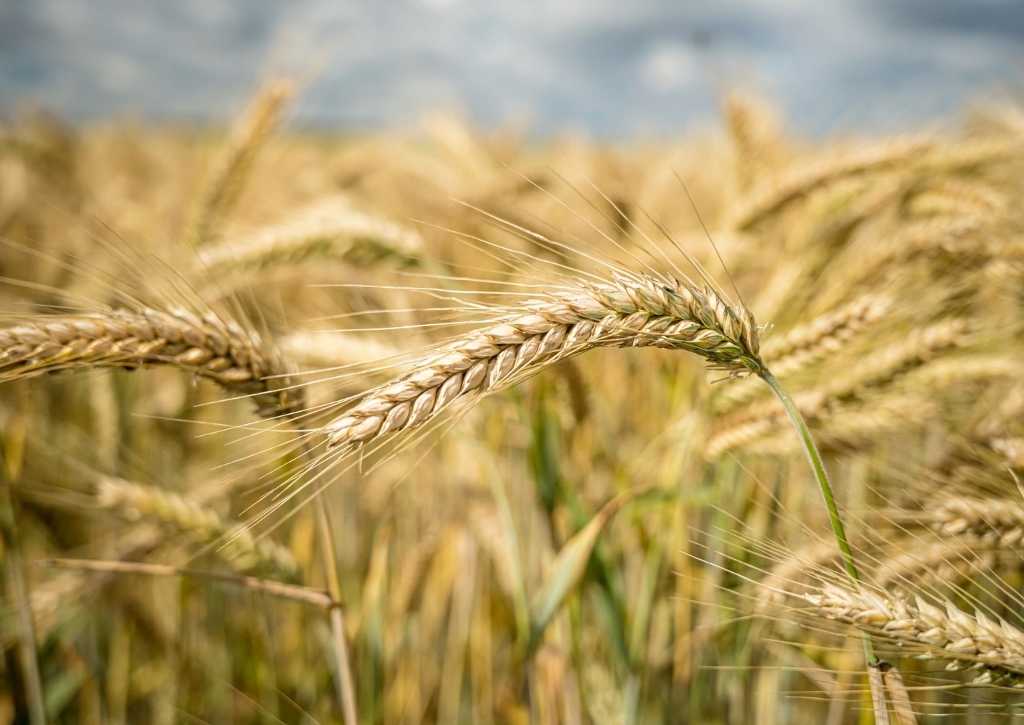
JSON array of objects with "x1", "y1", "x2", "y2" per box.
[
  {"x1": 198, "y1": 195, "x2": 422, "y2": 280},
  {"x1": 96, "y1": 477, "x2": 301, "y2": 579},
  {"x1": 0, "y1": 307, "x2": 303, "y2": 416},
  {"x1": 730, "y1": 137, "x2": 933, "y2": 229},
  {"x1": 194, "y1": 78, "x2": 294, "y2": 243},
  {"x1": 803, "y1": 583, "x2": 1024, "y2": 687},
  {"x1": 931, "y1": 496, "x2": 1024, "y2": 545},
  {"x1": 324, "y1": 273, "x2": 762, "y2": 452}
]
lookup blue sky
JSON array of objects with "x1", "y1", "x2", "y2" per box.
[{"x1": 1, "y1": 0, "x2": 1022, "y2": 137}]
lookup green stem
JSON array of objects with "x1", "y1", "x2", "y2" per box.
[{"x1": 758, "y1": 370, "x2": 877, "y2": 665}]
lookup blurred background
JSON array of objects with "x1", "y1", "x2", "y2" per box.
[
  {"x1": 3, "y1": 0, "x2": 1024, "y2": 136},
  {"x1": 7, "y1": 2, "x2": 1024, "y2": 724}
]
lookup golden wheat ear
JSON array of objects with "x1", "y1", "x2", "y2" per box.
[
  {"x1": 322, "y1": 273, "x2": 763, "y2": 453},
  {"x1": 0, "y1": 306, "x2": 304, "y2": 417}
]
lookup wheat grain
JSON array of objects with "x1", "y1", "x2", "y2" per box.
[
  {"x1": 280, "y1": 330, "x2": 405, "y2": 371},
  {"x1": 0, "y1": 307, "x2": 303, "y2": 416},
  {"x1": 324, "y1": 274, "x2": 762, "y2": 452},
  {"x1": 724, "y1": 92, "x2": 785, "y2": 189}
]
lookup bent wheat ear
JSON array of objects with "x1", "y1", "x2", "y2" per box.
[
  {"x1": 324, "y1": 274, "x2": 762, "y2": 451},
  {"x1": 0, "y1": 307, "x2": 303, "y2": 417}
]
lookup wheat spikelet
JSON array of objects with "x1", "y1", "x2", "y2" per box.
[
  {"x1": 802, "y1": 583, "x2": 1024, "y2": 686},
  {"x1": 465, "y1": 497, "x2": 518, "y2": 600},
  {"x1": 324, "y1": 274, "x2": 763, "y2": 452},
  {"x1": 96, "y1": 477, "x2": 301, "y2": 579},
  {"x1": 198, "y1": 195, "x2": 422, "y2": 280},
  {"x1": 193, "y1": 78, "x2": 294, "y2": 243},
  {"x1": 0, "y1": 307, "x2": 303, "y2": 416},
  {"x1": 759, "y1": 543, "x2": 842, "y2": 609},
  {"x1": 764, "y1": 295, "x2": 893, "y2": 367},
  {"x1": 901, "y1": 355, "x2": 1018, "y2": 390},
  {"x1": 741, "y1": 394, "x2": 939, "y2": 456},
  {"x1": 908, "y1": 179, "x2": 1008, "y2": 219},
  {"x1": 929, "y1": 496, "x2": 1024, "y2": 547},
  {"x1": 389, "y1": 525, "x2": 441, "y2": 616}
]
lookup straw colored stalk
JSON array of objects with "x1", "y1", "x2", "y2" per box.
[
  {"x1": 198, "y1": 196, "x2": 422, "y2": 280},
  {"x1": 96, "y1": 477, "x2": 301, "y2": 580},
  {"x1": 0, "y1": 307, "x2": 303, "y2": 416},
  {"x1": 803, "y1": 583, "x2": 1024, "y2": 687},
  {"x1": 324, "y1": 274, "x2": 762, "y2": 452}
]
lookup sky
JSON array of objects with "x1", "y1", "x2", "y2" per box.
[{"x1": 1, "y1": 0, "x2": 1023, "y2": 138}]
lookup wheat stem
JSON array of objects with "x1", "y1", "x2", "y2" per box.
[
  {"x1": 760, "y1": 369, "x2": 877, "y2": 670},
  {"x1": 36, "y1": 558, "x2": 332, "y2": 608},
  {"x1": 314, "y1": 497, "x2": 358, "y2": 725},
  {"x1": 0, "y1": 470, "x2": 46, "y2": 725}
]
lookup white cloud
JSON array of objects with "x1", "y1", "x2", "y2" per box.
[{"x1": 640, "y1": 42, "x2": 697, "y2": 92}]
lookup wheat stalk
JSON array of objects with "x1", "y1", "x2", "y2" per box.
[
  {"x1": 324, "y1": 273, "x2": 763, "y2": 452},
  {"x1": 802, "y1": 583, "x2": 1024, "y2": 687},
  {"x1": 0, "y1": 307, "x2": 303, "y2": 416}
]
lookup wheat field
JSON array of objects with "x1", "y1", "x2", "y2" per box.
[{"x1": 3, "y1": 85, "x2": 1024, "y2": 723}]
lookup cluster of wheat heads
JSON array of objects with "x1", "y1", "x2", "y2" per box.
[{"x1": 5, "y1": 87, "x2": 1024, "y2": 724}]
